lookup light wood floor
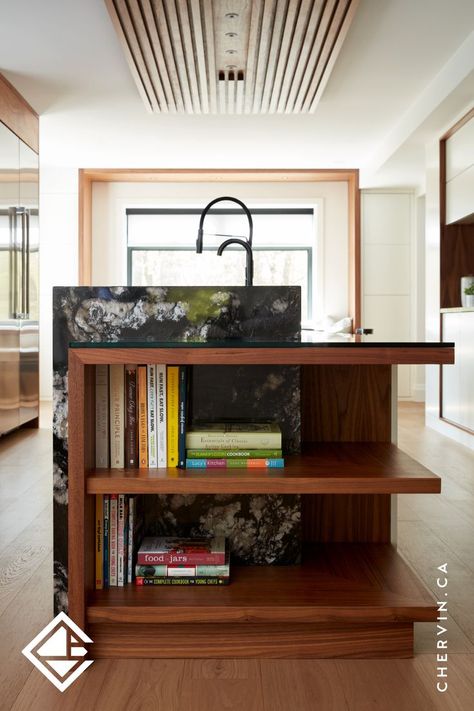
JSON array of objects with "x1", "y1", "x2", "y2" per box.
[{"x1": 0, "y1": 402, "x2": 473, "y2": 710}]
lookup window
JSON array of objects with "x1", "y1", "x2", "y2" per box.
[{"x1": 127, "y1": 207, "x2": 318, "y2": 326}]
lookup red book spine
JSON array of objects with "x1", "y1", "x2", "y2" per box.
[{"x1": 136, "y1": 551, "x2": 226, "y2": 565}]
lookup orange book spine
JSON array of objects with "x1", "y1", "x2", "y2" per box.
[{"x1": 137, "y1": 365, "x2": 148, "y2": 468}]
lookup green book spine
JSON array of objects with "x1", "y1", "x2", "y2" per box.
[
  {"x1": 136, "y1": 576, "x2": 229, "y2": 586},
  {"x1": 136, "y1": 563, "x2": 230, "y2": 577},
  {"x1": 186, "y1": 449, "x2": 282, "y2": 458}
]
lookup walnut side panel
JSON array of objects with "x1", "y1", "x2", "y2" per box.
[
  {"x1": 302, "y1": 494, "x2": 392, "y2": 542},
  {"x1": 302, "y1": 365, "x2": 392, "y2": 542},
  {"x1": 302, "y1": 365, "x2": 392, "y2": 442},
  {"x1": 89, "y1": 622, "x2": 413, "y2": 659},
  {"x1": 67, "y1": 352, "x2": 86, "y2": 628},
  {"x1": 440, "y1": 224, "x2": 474, "y2": 308},
  {"x1": 84, "y1": 366, "x2": 96, "y2": 602}
]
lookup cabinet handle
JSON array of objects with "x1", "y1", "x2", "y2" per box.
[{"x1": 25, "y1": 209, "x2": 30, "y2": 318}]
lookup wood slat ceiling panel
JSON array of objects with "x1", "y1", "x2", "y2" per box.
[{"x1": 105, "y1": 0, "x2": 359, "y2": 114}]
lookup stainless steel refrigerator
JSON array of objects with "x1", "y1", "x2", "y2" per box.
[{"x1": 0, "y1": 120, "x2": 39, "y2": 435}]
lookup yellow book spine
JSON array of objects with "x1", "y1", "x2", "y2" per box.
[
  {"x1": 167, "y1": 366, "x2": 179, "y2": 467},
  {"x1": 95, "y1": 494, "x2": 103, "y2": 590},
  {"x1": 138, "y1": 366, "x2": 148, "y2": 468}
]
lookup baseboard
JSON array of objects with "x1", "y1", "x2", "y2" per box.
[{"x1": 410, "y1": 384, "x2": 425, "y2": 402}]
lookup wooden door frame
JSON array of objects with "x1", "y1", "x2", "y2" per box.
[{"x1": 78, "y1": 168, "x2": 361, "y2": 329}]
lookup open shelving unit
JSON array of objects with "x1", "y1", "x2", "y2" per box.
[{"x1": 67, "y1": 341, "x2": 454, "y2": 659}]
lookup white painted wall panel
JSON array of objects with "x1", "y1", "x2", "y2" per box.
[
  {"x1": 363, "y1": 295, "x2": 412, "y2": 397},
  {"x1": 445, "y1": 117, "x2": 474, "y2": 182},
  {"x1": 362, "y1": 193, "x2": 410, "y2": 245},
  {"x1": 361, "y1": 191, "x2": 414, "y2": 399},
  {"x1": 446, "y1": 163, "x2": 474, "y2": 223},
  {"x1": 363, "y1": 245, "x2": 410, "y2": 295},
  {"x1": 441, "y1": 311, "x2": 474, "y2": 432}
]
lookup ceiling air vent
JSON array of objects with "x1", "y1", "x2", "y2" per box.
[
  {"x1": 218, "y1": 70, "x2": 245, "y2": 114},
  {"x1": 105, "y1": 0, "x2": 359, "y2": 115}
]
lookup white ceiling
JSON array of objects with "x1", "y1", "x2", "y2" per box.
[{"x1": 0, "y1": 0, "x2": 473, "y2": 187}]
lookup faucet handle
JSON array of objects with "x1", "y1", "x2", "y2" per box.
[{"x1": 196, "y1": 227, "x2": 204, "y2": 253}]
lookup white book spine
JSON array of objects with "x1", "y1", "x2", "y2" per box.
[
  {"x1": 157, "y1": 365, "x2": 167, "y2": 467},
  {"x1": 109, "y1": 364, "x2": 124, "y2": 468},
  {"x1": 147, "y1": 365, "x2": 158, "y2": 467},
  {"x1": 109, "y1": 495, "x2": 118, "y2": 586},
  {"x1": 127, "y1": 496, "x2": 134, "y2": 583},
  {"x1": 117, "y1": 494, "x2": 125, "y2": 586},
  {"x1": 95, "y1": 365, "x2": 109, "y2": 467}
]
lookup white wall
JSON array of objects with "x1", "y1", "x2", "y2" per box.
[{"x1": 361, "y1": 189, "x2": 421, "y2": 400}]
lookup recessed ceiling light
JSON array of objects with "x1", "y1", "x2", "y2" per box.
[
  {"x1": 225, "y1": 32, "x2": 238, "y2": 38},
  {"x1": 225, "y1": 12, "x2": 239, "y2": 19},
  {"x1": 225, "y1": 49, "x2": 237, "y2": 55}
]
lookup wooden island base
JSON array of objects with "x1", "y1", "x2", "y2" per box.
[
  {"x1": 67, "y1": 347, "x2": 454, "y2": 659},
  {"x1": 88, "y1": 543, "x2": 435, "y2": 658}
]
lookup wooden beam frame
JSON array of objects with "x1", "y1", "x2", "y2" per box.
[
  {"x1": 78, "y1": 168, "x2": 361, "y2": 329},
  {"x1": 0, "y1": 73, "x2": 38, "y2": 153}
]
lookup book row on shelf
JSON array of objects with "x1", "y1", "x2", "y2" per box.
[
  {"x1": 97, "y1": 364, "x2": 285, "y2": 470},
  {"x1": 95, "y1": 494, "x2": 229, "y2": 589}
]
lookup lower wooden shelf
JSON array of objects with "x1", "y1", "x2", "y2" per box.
[{"x1": 86, "y1": 544, "x2": 435, "y2": 658}]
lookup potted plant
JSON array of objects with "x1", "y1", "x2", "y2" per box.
[{"x1": 464, "y1": 283, "x2": 474, "y2": 308}]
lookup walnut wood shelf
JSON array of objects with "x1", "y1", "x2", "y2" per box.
[
  {"x1": 86, "y1": 443, "x2": 440, "y2": 495},
  {"x1": 71, "y1": 344, "x2": 454, "y2": 366},
  {"x1": 87, "y1": 544, "x2": 435, "y2": 658},
  {"x1": 88, "y1": 544, "x2": 436, "y2": 624}
]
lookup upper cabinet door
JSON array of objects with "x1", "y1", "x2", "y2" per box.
[
  {"x1": 0, "y1": 121, "x2": 20, "y2": 320},
  {"x1": 445, "y1": 116, "x2": 474, "y2": 225},
  {"x1": 19, "y1": 141, "x2": 39, "y2": 320}
]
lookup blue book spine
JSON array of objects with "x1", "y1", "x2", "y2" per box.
[
  {"x1": 178, "y1": 366, "x2": 187, "y2": 468},
  {"x1": 103, "y1": 495, "x2": 109, "y2": 587},
  {"x1": 264, "y1": 459, "x2": 285, "y2": 468},
  {"x1": 186, "y1": 459, "x2": 209, "y2": 468}
]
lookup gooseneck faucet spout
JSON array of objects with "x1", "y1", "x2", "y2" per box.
[
  {"x1": 196, "y1": 196, "x2": 254, "y2": 286},
  {"x1": 217, "y1": 238, "x2": 254, "y2": 287}
]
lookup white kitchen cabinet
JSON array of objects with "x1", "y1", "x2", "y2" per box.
[
  {"x1": 445, "y1": 116, "x2": 474, "y2": 225},
  {"x1": 441, "y1": 311, "x2": 474, "y2": 432}
]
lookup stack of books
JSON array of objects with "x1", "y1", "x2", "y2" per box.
[
  {"x1": 95, "y1": 494, "x2": 143, "y2": 589},
  {"x1": 185, "y1": 422, "x2": 284, "y2": 468},
  {"x1": 95, "y1": 364, "x2": 189, "y2": 470},
  {"x1": 135, "y1": 536, "x2": 229, "y2": 585}
]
